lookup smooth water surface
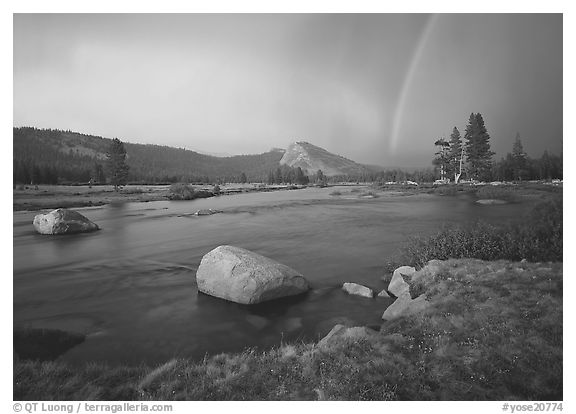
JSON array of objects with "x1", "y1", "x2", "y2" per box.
[{"x1": 13, "y1": 187, "x2": 530, "y2": 365}]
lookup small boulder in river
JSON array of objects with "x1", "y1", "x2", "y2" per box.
[
  {"x1": 196, "y1": 245, "x2": 309, "y2": 305},
  {"x1": 476, "y1": 199, "x2": 507, "y2": 205},
  {"x1": 33, "y1": 208, "x2": 99, "y2": 235},
  {"x1": 195, "y1": 209, "x2": 222, "y2": 216},
  {"x1": 377, "y1": 289, "x2": 390, "y2": 298},
  {"x1": 342, "y1": 282, "x2": 373, "y2": 298}
]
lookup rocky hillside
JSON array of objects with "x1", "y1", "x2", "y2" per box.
[{"x1": 280, "y1": 141, "x2": 369, "y2": 177}]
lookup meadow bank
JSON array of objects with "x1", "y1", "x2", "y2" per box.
[
  {"x1": 12, "y1": 183, "x2": 307, "y2": 212},
  {"x1": 13, "y1": 181, "x2": 562, "y2": 212}
]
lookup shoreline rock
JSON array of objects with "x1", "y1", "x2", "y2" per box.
[
  {"x1": 387, "y1": 266, "x2": 416, "y2": 297},
  {"x1": 381, "y1": 262, "x2": 438, "y2": 321},
  {"x1": 382, "y1": 294, "x2": 430, "y2": 321}
]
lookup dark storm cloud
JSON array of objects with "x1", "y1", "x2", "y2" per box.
[{"x1": 13, "y1": 13, "x2": 562, "y2": 166}]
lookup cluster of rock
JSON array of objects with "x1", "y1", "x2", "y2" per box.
[
  {"x1": 194, "y1": 245, "x2": 437, "y2": 327},
  {"x1": 338, "y1": 264, "x2": 433, "y2": 321},
  {"x1": 315, "y1": 262, "x2": 441, "y2": 347}
]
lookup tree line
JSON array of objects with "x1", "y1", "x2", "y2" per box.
[{"x1": 433, "y1": 113, "x2": 562, "y2": 183}]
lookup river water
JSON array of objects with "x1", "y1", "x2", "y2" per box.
[{"x1": 13, "y1": 186, "x2": 530, "y2": 366}]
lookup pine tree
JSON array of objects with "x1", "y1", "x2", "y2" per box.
[
  {"x1": 316, "y1": 169, "x2": 327, "y2": 186},
  {"x1": 92, "y1": 162, "x2": 106, "y2": 184},
  {"x1": 239, "y1": 172, "x2": 247, "y2": 184},
  {"x1": 540, "y1": 150, "x2": 551, "y2": 180},
  {"x1": 511, "y1": 133, "x2": 527, "y2": 181},
  {"x1": 295, "y1": 167, "x2": 308, "y2": 185},
  {"x1": 274, "y1": 167, "x2": 283, "y2": 184},
  {"x1": 464, "y1": 113, "x2": 494, "y2": 181},
  {"x1": 433, "y1": 138, "x2": 450, "y2": 181},
  {"x1": 106, "y1": 138, "x2": 130, "y2": 191},
  {"x1": 447, "y1": 127, "x2": 464, "y2": 182}
]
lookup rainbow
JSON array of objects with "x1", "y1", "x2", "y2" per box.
[{"x1": 389, "y1": 14, "x2": 440, "y2": 152}]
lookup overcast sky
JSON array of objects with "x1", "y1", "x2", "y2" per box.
[{"x1": 13, "y1": 13, "x2": 562, "y2": 167}]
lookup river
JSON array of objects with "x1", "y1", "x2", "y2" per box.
[{"x1": 13, "y1": 186, "x2": 530, "y2": 366}]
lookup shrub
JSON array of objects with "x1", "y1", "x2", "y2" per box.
[
  {"x1": 389, "y1": 196, "x2": 562, "y2": 269},
  {"x1": 168, "y1": 183, "x2": 196, "y2": 200},
  {"x1": 168, "y1": 183, "x2": 214, "y2": 200}
]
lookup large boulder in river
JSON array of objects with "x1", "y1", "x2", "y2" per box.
[
  {"x1": 33, "y1": 208, "x2": 99, "y2": 235},
  {"x1": 196, "y1": 245, "x2": 309, "y2": 304}
]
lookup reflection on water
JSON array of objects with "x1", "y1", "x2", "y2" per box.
[{"x1": 13, "y1": 187, "x2": 529, "y2": 365}]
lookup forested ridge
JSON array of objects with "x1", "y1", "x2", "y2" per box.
[{"x1": 13, "y1": 127, "x2": 285, "y2": 184}]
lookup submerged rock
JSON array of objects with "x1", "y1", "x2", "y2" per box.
[
  {"x1": 317, "y1": 324, "x2": 377, "y2": 349},
  {"x1": 14, "y1": 327, "x2": 86, "y2": 361},
  {"x1": 196, "y1": 245, "x2": 309, "y2": 305},
  {"x1": 280, "y1": 317, "x2": 303, "y2": 333},
  {"x1": 342, "y1": 282, "x2": 373, "y2": 298},
  {"x1": 33, "y1": 208, "x2": 99, "y2": 235},
  {"x1": 245, "y1": 314, "x2": 269, "y2": 330}
]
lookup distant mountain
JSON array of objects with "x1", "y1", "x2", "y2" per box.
[
  {"x1": 280, "y1": 141, "x2": 369, "y2": 177},
  {"x1": 13, "y1": 127, "x2": 284, "y2": 184}
]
